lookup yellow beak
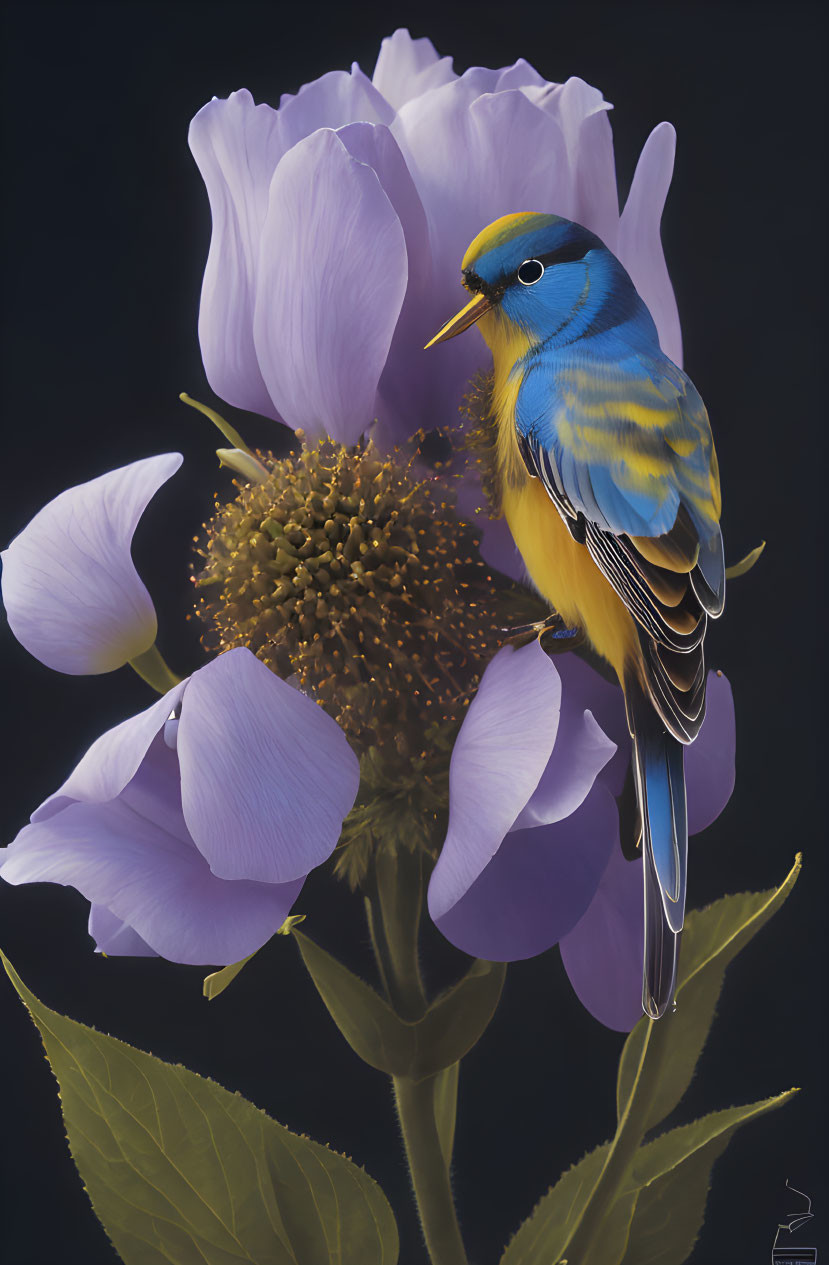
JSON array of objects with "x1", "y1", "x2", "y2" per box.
[{"x1": 424, "y1": 292, "x2": 492, "y2": 349}]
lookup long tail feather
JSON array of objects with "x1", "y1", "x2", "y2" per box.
[{"x1": 627, "y1": 683, "x2": 689, "y2": 1018}]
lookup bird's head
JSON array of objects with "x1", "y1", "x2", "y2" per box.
[{"x1": 426, "y1": 212, "x2": 610, "y2": 350}]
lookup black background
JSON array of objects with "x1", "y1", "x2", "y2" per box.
[{"x1": 1, "y1": 2, "x2": 826, "y2": 1262}]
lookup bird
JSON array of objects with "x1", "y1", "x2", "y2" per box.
[{"x1": 426, "y1": 212, "x2": 724, "y2": 1019}]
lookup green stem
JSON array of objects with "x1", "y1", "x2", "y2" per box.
[
  {"x1": 366, "y1": 850, "x2": 468, "y2": 1265},
  {"x1": 392, "y1": 1075, "x2": 468, "y2": 1265},
  {"x1": 562, "y1": 1021, "x2": 664, "y2": 1262},
  {"x1": 365, "y1": 847, "x2": 427, "y2": 1021},
  {"x1": 128, "y1": 643, "x2": 181, "y2": 694}
]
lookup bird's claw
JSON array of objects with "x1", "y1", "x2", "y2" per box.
[{"x1": 501, "y1": 611, "x2": 579, "y2": 639}]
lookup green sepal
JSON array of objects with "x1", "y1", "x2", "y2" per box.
[
  {"x1": 724, "y1": 540, "x2": 765, "y2": 579},
  {"x1": 620, "y1": 1090, "x2": 798, "y2": 1265},
  {"x1": 203, "y1": 953, "x2": 257, "y2": 999},
  {"x1": 202, "y1": 917, "x2": 306, "y2": 1000},
  {"x1": 617, "y1": 853, "x2": 801, "y2": 1131},
  {"x1": 294, "y1": 929, "x2": 505, "y2": 1079},
  {"x1": 2, "y1": 951, "x2": 398, "y2": 1265}
]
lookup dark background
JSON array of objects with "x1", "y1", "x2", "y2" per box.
[{"x1": 1, "y1": 2, "x2": 826, "y2": 1262}]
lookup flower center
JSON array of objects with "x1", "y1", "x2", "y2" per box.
[{"x1": 192, "y1": 435, "x2": 513, "y2": 755}]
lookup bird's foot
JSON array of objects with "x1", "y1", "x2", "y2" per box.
[
  {"x1": 501, "y1": 611, "x2": 582, "y2": 648},
  {"x1": 547, "y1": 625, "x2": 581, "y2": 640}
]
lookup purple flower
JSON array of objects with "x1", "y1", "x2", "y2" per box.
[
  {"x1": 189, "y1": 30, "x2": 681, "y2": 450},
  {"x1": 0, "y1": 648, "x2": 360, "y2": 964},
  {"x1": 428, "y1": 642, "x2": 736, "y2": 1030},
  {"x1": 1, "y1": 454, "x2": 182, "y2": 675}
]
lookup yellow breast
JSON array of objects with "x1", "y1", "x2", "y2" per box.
[
  {"x1": 477, "y1": 308, "x2": 639, "y2": 686},
  {"x1": 501, "y1": 478, "x2": 637, "y2": 683}
]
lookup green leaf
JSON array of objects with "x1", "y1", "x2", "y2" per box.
[
  {"x1": 502, "y1": 860, "x2": 801, "y2": 1265},
  {"x1": 500, "y1": 1143, "x2": 610, "y2": 1265},
  {"x1": 294, "y1": 930, "x2": 505, "y2": 1079},
  {"x1": 500, "y1": 1090, "x2": 798, "y2": 1265},
  {"x1": 2, "y1": 951, "x2": 398, "y2": 1265},
  {"x1": 582, "y1": 1188, "x2": 640, "y2": 1265},
  {"x1": 293, "y1": 930, "x2": 412, "y2": 1074},
  {"x1": 616, "y1": 854, "x2": 800, "y2": 1131},
  {"x1": 419, "y1": 958, "x2": 507, "y2": 1077},
  {"x1": 499, "y1": 1142, "x2": 639, "y2": 1265},
  {"x1": 433, "y1": 1062, "x2": 459, "y2": 1169},
  {"x1": 620, "y1": 1090, "x2": 798, "y2": 1265}
]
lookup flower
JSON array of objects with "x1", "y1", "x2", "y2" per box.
[
  {"x1": 1, "y1": 454, "x2": 182, "y2": 675},
  {"x1": 427, "y1": 641, "x2": 736, "y2": 1030},
  {"x1": 191, "y1": 434, "x2": 516, "y2": 759},
  {"x1": 2, "y1": 33, "x2": 734, "y2": 1035},
  {"x1": 189, "y1": 30, "x2": 681, "y2": 451},
  {"x1": 0, "y1": 648, "x2": 360, "y2": 964}
]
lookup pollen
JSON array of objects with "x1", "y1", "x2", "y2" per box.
[{"x1": 191, "y1": 433, "x2": 517, "y2": 756}]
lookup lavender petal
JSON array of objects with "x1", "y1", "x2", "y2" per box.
[
  {"x1": 427, "y1": 641, "x2": 561, "y2": 923},
  {"x1": 178, "y1": 648, "x2": 359, "y2": 884},
  {"x1": 2, "y1": 454, "x2": 182, "y2": 675}
]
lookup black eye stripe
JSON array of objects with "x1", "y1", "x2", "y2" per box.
[
  {"x1": 535, "y1": 241, "x2": 593, "y2": 268},
  {"x1": 462, "y1": 238, "x2": 594, "y2": 301}
]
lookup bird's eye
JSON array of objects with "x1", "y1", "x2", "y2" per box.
[{"x1": 517, "y1": 259, "x2": 545, "y2": 286}]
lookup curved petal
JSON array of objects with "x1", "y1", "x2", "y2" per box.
[
  {"x1": 252, "y1": 128, "x2": 407, "y2": 444},
  {"x1": 276, "y1": 65, "x2": 393, "y2": 150},
  {"x1": 493, "y1": 59, "x2": 549, "y2": 92},
  {"x1": 685, "y1": 670, "x2": 736, "y2": 834},
  {"x1": 396, "y1": 78, "x2": 570, "y2": 288},
  {"x1": 1, "y1": 454, "x2": 182, "y2": 675},
  {"x1": 335, "y1": 122, "x2": 435, "y2": 441},
  {"x1": 560, "y1": 842, "x2": 643, "y2": 1031},
  {"x1": 394, "y1": 78, "x2": 571, "y2": 424},
  {"x1": 178, "y1": 648, "x2": 360, "y2": 884},
  {"x1": 336, "y1": 122, "x2": 429, "y2": 268},
  {"x1": 372, "y1": 29, "x2": 456, "y2": 110},
  {"x1": 89, "y1": 904, "x2": 157, "y2": 957},
  {"x1": 427, "y1": 640, "x2": 561, "y2": 923},
  {"x1": 31, "y1": 679, "x2": 187, "y2": 822},
  {"x1": 512, "y1": 707, "x2": 616, "y2": 830},
  {"x1": 433, "y1": 783, "x2": 618, "y2": 960},
  {"x1": 547, "y1": 77, "x2": 618, "y2": 251},
  {"x1": 189, "y1": 91, "x2": 286, "y2": 419},
  {"x1": 553, "y1": 652, "x2": 632, "y2": 796},
  {"x1": 618, "y1": 121, "x2": 682, "y2": 366},
  {"x1": 1, "y1": 797, "x2": 300, "y2": 967}
]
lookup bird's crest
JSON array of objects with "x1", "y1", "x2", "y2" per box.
[{"x1": 461, "y1": 212, "x2": 561, "y2": 271}]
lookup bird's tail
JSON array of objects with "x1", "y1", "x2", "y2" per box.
[{"x1": 626, "y1": 680, "x2": 688, "y2": 1019}]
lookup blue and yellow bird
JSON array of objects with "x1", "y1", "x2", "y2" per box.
[{"x1": 427, "y1": 213, "x2": 724, "y2": 1019}]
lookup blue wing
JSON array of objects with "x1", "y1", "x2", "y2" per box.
[
  {"x1": 514, "y1": 342, "x2": 725, "y2": 742},
  {"x1": 515, "y1": 344, "x2": 722, "y2": 548}
]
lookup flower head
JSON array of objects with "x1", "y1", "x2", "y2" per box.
[
  {"x1": 0, "y1": 648, "x2": 359, "y2": 964},
  {"x1": 192, "y1": 433, "x2": 537, "y2": 755},
  {"x1": 190, "y1": 31, "x2": 681, "y2": 450}
]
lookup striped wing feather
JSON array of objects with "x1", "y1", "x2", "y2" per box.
[{"x1": 522, "y1": 435, "x2": 721, "y2": 745}]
